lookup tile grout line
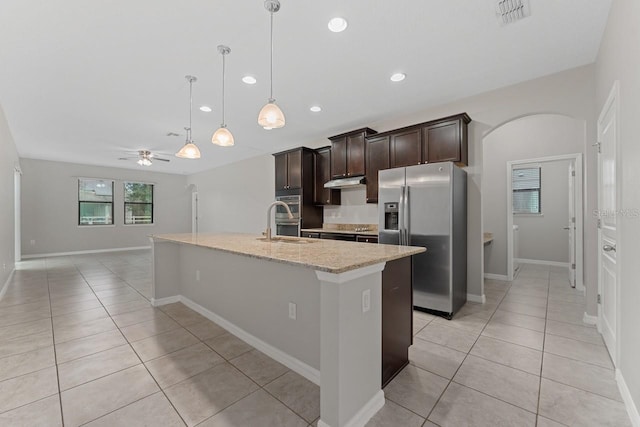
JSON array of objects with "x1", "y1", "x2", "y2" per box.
[
  {"x1": 422, "y1": 278, "x2": 516, "y2": 424},
  {"x1": 72, "y1": 261, "x2": 191, "y2": 427},
  {"x1": 45, "y1": 257, "x2": 66, "y2": 427}
]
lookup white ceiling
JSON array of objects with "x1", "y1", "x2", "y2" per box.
[{"x1": 0, "y1": 0, "x2": 611, "y2": 175}]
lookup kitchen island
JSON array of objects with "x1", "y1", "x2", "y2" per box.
[{"x1": 150, "y1": 233, "x2": 424, "y2": 427}]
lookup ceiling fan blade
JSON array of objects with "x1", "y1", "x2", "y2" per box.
[{"x1": 154, "y1": 157, "x2": 171, "y2": 162}]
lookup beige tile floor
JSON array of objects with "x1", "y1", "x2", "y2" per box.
[{"x1": 0, "y1": 252, "x2": 632, "y2": 426}]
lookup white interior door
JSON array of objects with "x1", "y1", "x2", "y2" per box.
[
  {"x1": 597, "y1": 82, "x2": 619, "y2": 366},
  {"x1": 567, "y1": 162, "x2": 576, "y2": 287}
]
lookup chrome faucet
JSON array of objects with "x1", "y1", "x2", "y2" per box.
[{"x1": 265, "y1": 201, "x2": 293, "y2": 240}]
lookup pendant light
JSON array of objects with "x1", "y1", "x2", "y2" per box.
[
  {"x1": 257, "y1": 0, "x2": 285, "y2": 130},
  {"x1": 211, "y1": 45, "x2": 234, "y2": 147},
  {"x1": 175, "y1": 75, "x2": 202, "y2": 159}
]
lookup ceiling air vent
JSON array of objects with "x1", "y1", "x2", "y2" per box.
[{"x1": 496, "y1": 0, "x2": 530, "y2": 25}]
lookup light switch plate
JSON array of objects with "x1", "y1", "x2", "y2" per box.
[{"x1": 289, "y1": 302, "x2": 297, "y2": 320}]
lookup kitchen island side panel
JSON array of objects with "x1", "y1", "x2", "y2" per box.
[{"x1": 178, "y1": 244, "x2": 321, "y2": 371}]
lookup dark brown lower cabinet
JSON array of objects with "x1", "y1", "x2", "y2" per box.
[{"x1": 382, "y1": 256, "x2": 412, "y2": 387}]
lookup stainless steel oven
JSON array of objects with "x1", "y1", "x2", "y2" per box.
[
  {"x1": 275, "y1": 195, "x2": 300, "y2": 236},
  {"x1": 275, "y1": 195, "x2": 300, "y2": 223}
]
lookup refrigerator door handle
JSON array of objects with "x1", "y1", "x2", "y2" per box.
[
  {"x1": 404, "y1": 186, "x2": 410, "y2": 245},
  {"x1": 398, "y1": 185, "x2": 405, "y2": 245}
]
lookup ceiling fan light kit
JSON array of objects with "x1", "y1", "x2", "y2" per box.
[
  {"x1": 257, "y1": 0, "x2": 286, "y2": 130},
  {"x1": 175, "y1": 75, "x2": 202, "y2": 159},
  {"x1": 212, "y1": 45, "x2": 235, "y2": 147}
]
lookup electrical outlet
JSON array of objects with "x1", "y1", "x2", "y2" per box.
[
  {"x1": 30, "y1": 239, "x2": 35, "y2": 246},
  {"x1": 362, "y1": 289, "x2": 371, "y2": 313},
  {"x1": 2, "y1": 263, "x2": 5, "y2": 272},
  {"x1": 288, "y1": 302, "x2": 297, "y2": 320},
  {"x1": 196, "y1": 270, "x2": 200, "y2": 281}
]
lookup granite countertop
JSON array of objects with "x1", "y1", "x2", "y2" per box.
[
  {"x1": 151, "y1": 233, "x2": 424, "y2": 274},
  {"x1": 300, "y1": 228, "x2": 378, "y2": 237}
]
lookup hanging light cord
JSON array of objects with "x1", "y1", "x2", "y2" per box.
[
  {"x1": 222, "y1": 52, "x2": 226, "y2": 126},
  {"x1": 269, "y1": 10, "x2": 274, "y2": 102},
  {"x1": 188, "y1": 78, "x2": 193, "y2": 142}
]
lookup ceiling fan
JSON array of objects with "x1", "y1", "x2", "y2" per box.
[{"x1": 118, "y1": 150, "x2": 170, "y2": 166}]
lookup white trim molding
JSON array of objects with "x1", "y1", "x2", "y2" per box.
[
  {"x1": 467, "y1": 293, "x2": 486, "y2": 304},
  {"x1": 318, "y1": 391, "x2": 385, "y2": 427},
  {"x1": 515, "y1": 258, "x2": 571, "y2": 268},
  {"x1": 616, "y1": 369, "x2": 640, "y2": 427},
  {"x1": 180, "y1": 295, "x2": 321, "y2": 386},
  {"x1": 583, "y1": 312, "x2": 598, "y2": 326},
  {"x1": 150, "y1": 295, "x2": 181, "y2": 307},
  {"x1": 22, "y1": 246, "x2": 151, "y2": 259},
  {"x1": 484, "y1": 273, "x2": 509, "y2": 281}
]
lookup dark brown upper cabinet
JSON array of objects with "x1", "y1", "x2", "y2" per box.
[
  {"x1": 390, "y1": 128, "x2": 422, "y2": 169},
  {"x1": 365, "y1": 135, "x2": 390, "y2": 203},
  {"x1": 314, "y1": 146, "x2": 341, "y2": 205},
  {"x1": 329, "y1": 128, "x2": 376, "y2": 179},
  {"x1": 273, "y1": 147, "x2": 311, "y2": 192},
  {"x1": 422, "y1": 113, "x2": 471, "y2": 165}
]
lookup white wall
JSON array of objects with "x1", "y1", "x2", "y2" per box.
[
  {"x1": 0, "y1": 105, "x2": 20, "y2": 287},
  {"x1": 20, "y1": 158, "x2": 191, "y2": 256},
  {"x1": 595, "y1": 0, "x2": 640, "y2": 415},
  {"x1": 323, "y1": 187, "x2": 377, "y2": 225},
  {"x1": 186, "y1": 154, "x2": 276, "y2": 235},
  {"x1": 514, "y1": 160, "x2": 571, "y2": 264},
  {"x1": 483, "y1": 118, "x2": 584, "y2": 276}
]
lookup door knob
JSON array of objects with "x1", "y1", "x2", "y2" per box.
[
  {"x1": 563, "y1": 226, "x2": 571, "y2": 230},
  {"x1": 603, "y1": 244, "x2": 616, "y2": 252}
]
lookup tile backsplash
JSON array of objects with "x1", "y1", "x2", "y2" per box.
[{"x1": 323, "y1": 187, "x2": 378, "y2": 224}]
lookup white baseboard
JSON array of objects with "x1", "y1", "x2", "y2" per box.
[
  {"x1": 22, "y1": 246, "x2": 151, "y2": 259},
  {"x1": 515, "y1": 258, "x2": 570, "y2": 268},
  {"x1": 318, "y1": 391, "x2": 385, "y2": 427},
  {"x1": 484, "y1": 273, "x2": 509, "y2": 281},
  {"x1": 0, "y1": 268, "x2": 15, "y2": 301},
  {"x1": 150, "y1": 295, "x2": 181, "y2": 307},
  {"x1": 467, "y1": 293, "x2": 486, "y2": 304},
  {"x1": 179, "y1": 295, "x2": 321, "y2": 386},
  {"x1": 616, "y1": 369, "x2": 640, "y2": 427},
  {"x1": 583, "y1": 312, "x2": 598, "y2": 326}
]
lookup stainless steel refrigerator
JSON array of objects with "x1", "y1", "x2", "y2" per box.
[{"x1": 378, "y1": 162, "x2": 467, "y2": 318}]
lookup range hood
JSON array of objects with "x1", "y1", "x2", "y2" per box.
[{"x1": 324, "y1": 175, "x2": 366, "y2": 189}]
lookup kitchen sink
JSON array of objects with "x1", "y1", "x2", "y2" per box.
[{"x1": 256, "y1": 237, "x2": 317, "y2": 244}]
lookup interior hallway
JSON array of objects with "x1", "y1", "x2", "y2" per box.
[{"x1": 0, "y1": 252, "x2": 631, "y2": 426}]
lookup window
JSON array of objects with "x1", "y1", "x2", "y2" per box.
[
  {"x1": 124, "y1": 182, "x2": 154, "y2": 225},
  {"x1": 79, "y1": 179, "x2": 114, "y2": 225},
  {"x1": 512, "y1": 167, "x2": 541, "y2": 214}
]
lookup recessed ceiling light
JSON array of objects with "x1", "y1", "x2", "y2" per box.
[
  {"x1": 242, "y1": 76, "x2": 257, "y2": 85},
  {"x1": 199, "y1": 105, "x2": 212, "y2": 112},
  {"x1": 390, "y1": 73, "x2": 406, "y2": 82},
  {"x1": 310, "y1": 105, "x2": 322, "y2": 112},
  {"x1": 328, "y1": 17, "x2": 348, "y2": 33}
]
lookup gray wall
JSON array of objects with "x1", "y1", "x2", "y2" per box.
[
  {"x1": 595, "y1": 0, "x2": 640, "y2": 414},
  {"x1": 514, "y1": 160, "x2": 571, "y2": 263},
  {"x1": 186, "y1": 154, "x2": 277, "y2": 235},
  {"x1": 20, "y1": 158, "x2": 191, "y2": 256},
  {"x1": 483, "y1": 116, "x2": 584, "y2": 277},
  {"x1": 0, "y1": 105, "x2": 20, "y2": 287}
]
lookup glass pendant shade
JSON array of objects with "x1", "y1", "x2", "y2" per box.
[
  {"x1": 211, "y1": 126, "x2": 234, "y2": 147},
  {"x1": 258, "y1": 100, "x2": 285, "y2": 129},
  {"x1": 137, "y1": 158, "x2": 152, "y2": 166},
  {"x1": 175, "y1": 142, "x2": 201, "y2": 159}
]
